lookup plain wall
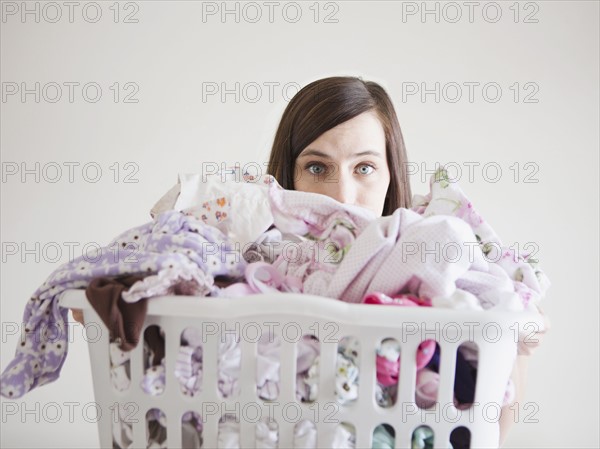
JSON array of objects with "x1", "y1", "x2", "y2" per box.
[{"x1": 1, "y1": 1, "x2": 598, "y2": 447}]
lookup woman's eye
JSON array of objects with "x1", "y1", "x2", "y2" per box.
[
  {"x1": 307, "y1": 163, "x2": 326, "y2": 175},
  {"x1": 356, "y1": 164, "x2": 375, "y2": 175}
]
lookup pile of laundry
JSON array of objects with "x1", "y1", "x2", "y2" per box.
[{"x1": 0, "y1": 167, "x2": 550, "y2": 449}]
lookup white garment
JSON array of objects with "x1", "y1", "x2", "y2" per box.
[{"x1": 175, "y1": 173, "x2": 274, "y2": 249}]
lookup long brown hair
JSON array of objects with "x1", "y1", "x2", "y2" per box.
[{"x1": 267, "y1": 76, "x2": 412, "y2": 215}]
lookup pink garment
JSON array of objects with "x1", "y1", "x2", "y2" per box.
[
  {"x1": 265, "y1": 176, "x2": 378, "y2": 292},
  {"x1": 363, "y1": 292, "x2": 436, "y2": 381},
  {"x1": 218, "y1": 262, "x2": 304, "y2": 296},
  {"x1": 246, "y1": 261, "x2": 305, "y2": 294},
  {"x1": 266, "y1": 174, "x2": 486, "y2": 304},
  {"x1": 265, "y1": 167, "x2": 548, "y2": 314},
  {"x1": 376, "y1": 356, "x2": 399, "y2": 387},
  {"x1": 412, "y1": 168, "x2": 550, "y2": 308},
  {"x1": 415, "y1": 368, "x2": 440, "y2": 409},
  {"x1": 363, "y1": 291, "x2": 432, "y2": 307},
  {"x1": 267, "y1": 176, "x2": 376, "y2": 237},
  {"x1": 315, "y1": 210, "x2": 488, "y2": 304},
  {"x1": 218, "y1": 282, "x2": 256, "y2": 296}
]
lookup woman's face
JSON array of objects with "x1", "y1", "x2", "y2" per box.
[{"x1": 294, "y1": 110, "x2": 391, "y2": 216}]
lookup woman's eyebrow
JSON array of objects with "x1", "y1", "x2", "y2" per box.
[{"x1": 298, "y1": 149, "x2": 385, "y2": 159}]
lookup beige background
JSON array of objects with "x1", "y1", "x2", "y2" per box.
[{"x1": 1, "y1": 1, "x2": 598, "y2": 447}]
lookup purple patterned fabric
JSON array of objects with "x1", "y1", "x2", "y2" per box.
[{"x1": 0, "y1": 211, "x2": 246, "y2": 399}]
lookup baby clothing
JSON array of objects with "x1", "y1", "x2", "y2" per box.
[{"x1": 0, "y1": 210, "x2": 246, "y2": 399}]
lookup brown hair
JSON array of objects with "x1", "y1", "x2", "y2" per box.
[{"x1": 267, "y1": 76, "x2": 412, "y2": 215}]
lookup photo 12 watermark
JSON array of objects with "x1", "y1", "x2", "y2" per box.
[
  {"x1": 1, "y1": 82, "x2": 140, "y2": 103},
  {"x1": 400, "y1": 2, "x2": 540, "y2": 24},
  {"x1": 200, "y1": 1, "x2": 340, "y2": 24},
  {"x1": 1, "y1": 2, "x2": 140, "y2": 24},
  {"x1": 0, "y1": 398, "x2": 541, "y2": 425},
  {"x1": 1, "y1": 162, "x2": 140, "y2": 183},
  {"x1": 1, "y1": 240, "x2": 140, "y2": 264},
  {"x1": 201, "y1": 81, "x2": 301, "y2": 104},
  {"x1": 400, "y1": 81, "x2": 540, "y2": 104}
]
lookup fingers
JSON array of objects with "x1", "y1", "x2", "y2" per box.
[
  {"x1": 71, "y1": 308, "x2": 84, "y2": 325},
  {"x1": 535, "y1": 305, "x2": 551, "y2": 332},
  {"x1": 518, "y1": 333, "x2": 543, "y2": 356},
  {"x1": 517, "y1": 305, "x2": 549, "y2": 356}
]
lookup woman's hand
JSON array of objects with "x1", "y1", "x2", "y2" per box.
[
  {"x1": 500, "y1": 305, "x2": 549, "y2": 445},
  {"x1": 71, "y1": 308, "x2": 84, "y2": 325},
  {"x1": 518, "y1": 305, "x2": 550, "y2": 356}
]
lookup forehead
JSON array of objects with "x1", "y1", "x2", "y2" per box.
[{"x1": 297, "y1": 111, "x2": 386, "y2": 160}]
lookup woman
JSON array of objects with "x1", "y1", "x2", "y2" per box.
[
  {"x1": 73, "y1": 75, "x2": 547, "y2": 446},
  {"x1": 267, "y1": 76, "x2": 411, "y2": 217},
  {"x1": 267, "y1": 75, "x2": 547, "y2": 446}
]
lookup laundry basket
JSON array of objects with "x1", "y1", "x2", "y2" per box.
[{"x1": 59, "y1": 289, "x2": 539, "y2": 449}]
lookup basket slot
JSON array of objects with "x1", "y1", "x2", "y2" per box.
[
  {"x1": 276, "y1": 337, "x2": 297, "y2": 448},
  {"x1": 279, "y1": 337, "x2": 297, "y2": 402},
  {"x1": 392, "y1": 338, "x2": 421, "y2": 448},
  {"x1": 314, "y1": 338, "x2": 337, "y2": 446},
  {"x1": 164, "y1": 320, "x2": 181, "y2": 397},
  {"x1": 316, "y1": 338, "x2": 337, "y2": 403},
  {"x1": 129, "y1": 329, "x2": 144, "y2": 394},
  {"x1": 198, "y1": 329, "x2": 220, "y2": 447},
  {"x1": 239, "y1": 334, "x2": 258, "y2": 447},
  {"x1": 165, "y1": 321, "x2": 185, "y2": 448},
  {"x1": 356, "y1": 335, "x2": 376, "y2": 410},
  {"x1": 132, "y1": 410, "x2": 146, "y2": 447},
  {"x1": 437, "y1": 342, "x2": 458, "y2": 407},
  {"x1": 83, "y1": 306, "x2": 114, "y2": 448}
]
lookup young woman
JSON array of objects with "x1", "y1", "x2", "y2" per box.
[
  {"x1": 267, "y1": 76, "x2": 411, "y2": 217},
  {"x1": 73, "y1": 75, "x2": 547, "y2": 446},
  {"x1": 267, "y1": 75, "x2": 548, "y2": 446}
]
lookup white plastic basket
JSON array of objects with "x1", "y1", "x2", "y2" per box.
[{"x1": 59, "y1": 289, "x2": 539, "y2": 449}]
